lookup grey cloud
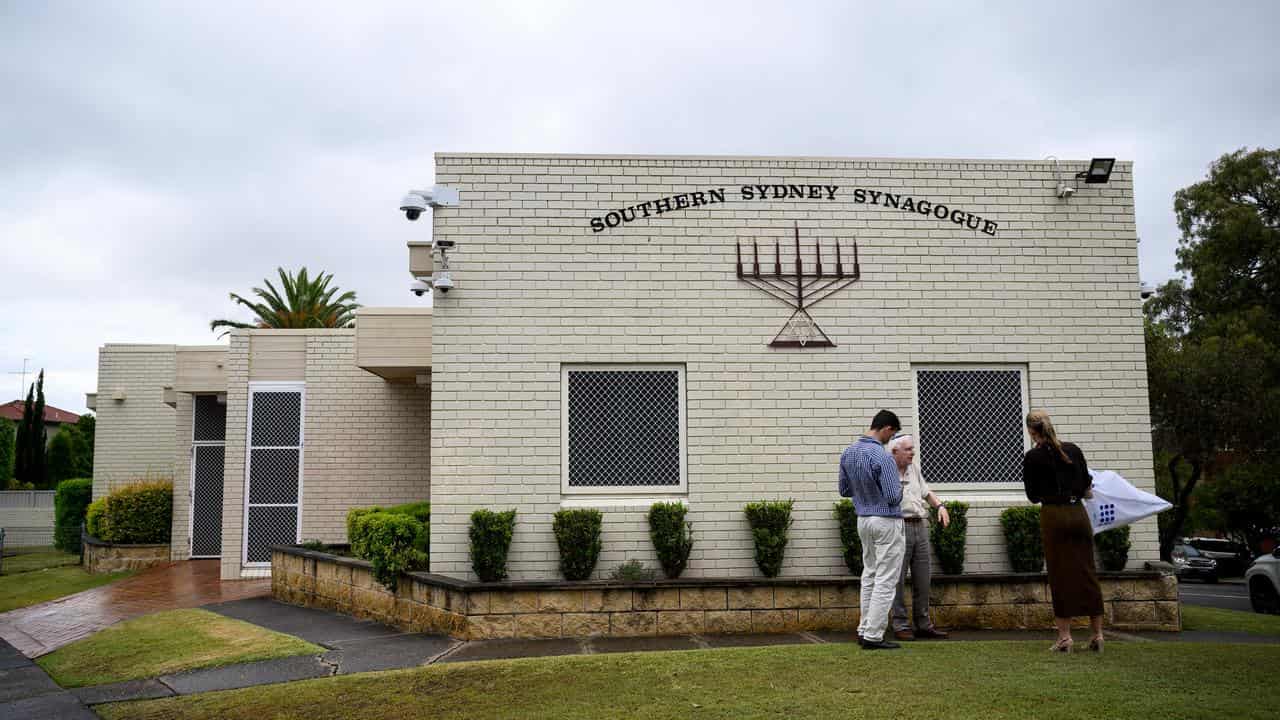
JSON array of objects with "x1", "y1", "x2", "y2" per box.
[{"x1": 3, "y1": 1, "x2": 1279, "y2": 414}]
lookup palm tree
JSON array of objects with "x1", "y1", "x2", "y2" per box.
[{"x1": 210, "y1": 267, "x2": 360, "y2": 337}]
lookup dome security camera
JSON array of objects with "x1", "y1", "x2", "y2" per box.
[
  {"x1": 400, "y1": 192, "x2": 428, "y2": 221},
  {"x1": 409, "y1": 278, "x2": 431, "y2": 297},
  {"x1": 433, "y1": 271, "x2": 454, "y2": 294},
  {"x1": 398, "y1": 185, "x2": 459, "y2": 221}
]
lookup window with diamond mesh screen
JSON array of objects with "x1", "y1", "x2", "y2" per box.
[
  {"x1": 916, "y1": 369, "x2": 1025, "y2": 484},
  {"x1": 567, "y1": 369, "x2": 682, "y2": 488},
  {"x1": 245, "y1": 387, "x2": 302, "y2": 564},
  {"x1": 250, "y1": 392, "x2": 301, "y2": 447},
  {"x1": 193, "y1": 395, "x2": 226, "y2": 442},
  {"x1": 246, "y1": 506, "x2": 298, "y2": 563}
]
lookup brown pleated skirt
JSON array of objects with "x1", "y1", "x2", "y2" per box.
[{"x1": 1040, "y1": 503, "x2": 1104, "y2": 618}]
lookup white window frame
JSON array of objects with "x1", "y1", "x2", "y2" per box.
[
  {"x1": 242, "y1": 381, "x2": 305, "y2": 568},
  {"x1": 911, "y1": 363, "x2": 1030, "y2": 491},
  {"x1": 189, "y1": 394, "x2": 225, "y2": 559},
  {"x1": 561, "y1": 364, "x2": 687, "y2": 496}
]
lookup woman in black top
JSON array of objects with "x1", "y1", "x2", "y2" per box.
[{"x1": 1022, "y1": 409, "x2": 1105, "y2": 653}]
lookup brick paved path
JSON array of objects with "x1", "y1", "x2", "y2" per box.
[{"x1": 0, "y1": 560, "x2": 270, "y2": 658}]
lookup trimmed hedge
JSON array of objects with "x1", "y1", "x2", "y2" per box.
[
  {"x1": 348, "y1": 512, "x2": 427, "y2": 590},
  {"x1": 86, "y1": 497, "x2": 107, "y2": 539},
  {"x1": 1096, "y1": 526, "x2": 1131, "y2": 571},
  {"x1": 346, "y1": 501, "x2": 430, "y2": 590},
  {"x1": 744, "y1": 500, "x2": 793, "y2": 578},
  {"x1": 85, "y1": 481, "x2": 173, "y2": 544},
  {"x1": 648, "y1": 502, "x2": 694, "y2": 579},
  {"x1": 930, "y1": 501, "x2": 969, "y2": 574},
  {"x1": 1000, "y1": 506, "x2": 1044, "y2": 573},
  {"x1": 54, "y1": 478, "x2": 94, "y2": 552},
  {"x1": 553, "y1": 509, "x2": 603, "y2": 581},
  {"x1": 469, "y1": 509, "x2": 517, "y2": 582},
  {"x1": 347, "y1": 502, "x2": 430, "y2": 557},
  {"x1": 833, "y1": 499, "x2": 862, "y2": 575}
]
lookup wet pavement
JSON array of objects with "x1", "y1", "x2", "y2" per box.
[
  {"x1": 0, "y1": 559, "x2": 270, "y2": 658},
  {"x1": 0, "y1": 637, "x2": 96, "y2": 719}
]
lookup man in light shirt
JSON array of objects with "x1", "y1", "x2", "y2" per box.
[{"x1": 888, "y1": 434, "x2": 951, "y2": 640}]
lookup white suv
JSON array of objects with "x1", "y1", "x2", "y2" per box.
[{"x1": 1245, "y1": 548, "x2": 1280, "y2": 614}]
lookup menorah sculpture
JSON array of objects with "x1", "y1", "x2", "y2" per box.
[{"x1": 735, "y1": 222, "x2": 861, "y2": 347}]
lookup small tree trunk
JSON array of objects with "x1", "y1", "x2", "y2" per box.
[{"x1": 1159, "y1": 455, "x2": 1202, "y2": 561}]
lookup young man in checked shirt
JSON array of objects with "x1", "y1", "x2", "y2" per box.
[{"x1": 838, "y1": 410, "x2": 905, "y2": 650}]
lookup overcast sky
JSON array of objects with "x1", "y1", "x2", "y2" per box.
[{"x1": 2, "y1": 1, "x2": 1277, "y2": 415}]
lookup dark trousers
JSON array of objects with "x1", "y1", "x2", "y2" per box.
[{"x1": 891, "y1": 519, "x2": 933, "y2": 631}]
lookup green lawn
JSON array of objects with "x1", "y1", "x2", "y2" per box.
[
  {"x1": 1182, "y1": 604, "x2": 1280, "y2": 636},
  {"x1": 0, "y1": 547, "x2": 80, "y2": 574},
  {"x1": 0, "y1": 563, "x2": 133, "y2": 613},
  {"x1": 101, "y1": 640, "x2": 1280, "y2": 720},
  {"x1": 37, "y1": 608, "x2": 325, "y2": 687}
]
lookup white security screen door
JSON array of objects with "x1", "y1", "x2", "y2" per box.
[
  {"x1": 190, "y1": 394, "x2": 226, "y2": 558},
  {"x1": 243, "y1": 382, "x2": 304, "y2": 566}
]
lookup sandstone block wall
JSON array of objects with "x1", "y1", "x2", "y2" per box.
[{"x1": 273, "y1": 547, "x2": 1180, "y2": 640}]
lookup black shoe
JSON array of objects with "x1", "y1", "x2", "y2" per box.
[
  {"x1": 914, "y1": 627, "x2": 949, "y2": 640},
  {"x1": 860, "y1": 639, "x2": 901, "y2": 650}
]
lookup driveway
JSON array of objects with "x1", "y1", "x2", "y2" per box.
[{"x1": 1178, "y1": 580, "x2": 1250, "y2": 612}]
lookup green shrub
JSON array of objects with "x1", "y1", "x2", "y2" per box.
[
  {"x1": 744, "y1": 500, "x2": 793, "y2": 578},
  {"x1": 647, "y1": 502, "x2": 694, "y2": 579},
  {"x1": 1000, "y1": 506, "x2": 1044, "y2": 573},
  {"x1": 85, "y1": 497, "x2": 107, "y2": 539},
  {"x1": 469, "y1": 509, "x2": 517, "y2": 582},
  {"x1": 1096, "y1": 526, "x2": 1131, "y2": 571},
  {"x1": 348, "y1": 511, "x2": 428, "y2": 590},
  {"x1": 299, "y1": 539, "x2": 327, "y2": 551},
  {"x1": 347, "y1": 502, "x2": 430, "y2": 559},
  {"x1": 610, "y1": 559, "x2": 657, "y2": 581},
  {"x1": 930, "y1": 501, "x2": 969, "y2": 574},
  {"x1": 832, "y1": 499, "x2": 862, "y2": 575},
  {"x1": 87, "y1": 481, "x2": 172, "y2": 544},
  {"x1": 54, "y1": 478, "x2": 94, "y2": 552},
  {"x1": 553, "y1": 509, "x2": 603, "y2": 581}
]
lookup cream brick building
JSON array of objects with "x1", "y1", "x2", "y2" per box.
[{"x1": 90, "y1": 152, "x2": 1156, "y2": 582}]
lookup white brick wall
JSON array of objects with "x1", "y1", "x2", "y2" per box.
[
  {"x1": 427, "y1": 153, "x2": 1157, "y2": 581},
  {"x1": 220, "y1": 330, "x2": 430, "y2": 579},
  {"x1": 91, "y1": 345, "x2": 177, "y2": 498}
]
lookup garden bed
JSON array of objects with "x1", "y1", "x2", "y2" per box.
[{"x1": 272, "y1": 545, "x2": 1180, "y2": 640}]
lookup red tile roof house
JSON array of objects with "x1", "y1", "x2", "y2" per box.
[{"x1": 0, "y1": 400, "x2": 80, "y2": 447}]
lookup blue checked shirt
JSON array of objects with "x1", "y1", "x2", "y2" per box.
[{"x1": 838, "y1": 436, "x2": 903, "y2": 518}]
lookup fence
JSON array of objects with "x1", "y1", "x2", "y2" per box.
[
  {"x1": 0, "y1": 490, "x2": 57, "y2": 549},
  {"x1": 0, "y1": 490, "x2": 56, "y2": 508}
]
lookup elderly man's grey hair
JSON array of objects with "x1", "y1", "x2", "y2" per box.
[{"x1": 887, "y1": 433, "x2": 914, "y2": 454}]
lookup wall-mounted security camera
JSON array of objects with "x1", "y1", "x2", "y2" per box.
[
  {"x1": 1056, "y1": 183, "x2": 1075, "y2": 199},
  {"x1": 432, "y1": 271, "x2": 454, "y2": 293},
  {"x1": 410, "y1": 278, "x2": 432, "y2": 297},
  {"x1": 399, "y1": 185, "x2": 460, "y2": 221},
  {"x1": 1139, "y1": 282, "x2": 1156, "y2": 300}
]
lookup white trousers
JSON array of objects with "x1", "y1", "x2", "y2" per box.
[{"x1": 856, "y1": 515, "x2": 906, "y2": 642}]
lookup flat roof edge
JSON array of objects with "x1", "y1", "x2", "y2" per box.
[{"x1": 435, "y1": 151, "x2": 1133, "y2": 166}]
